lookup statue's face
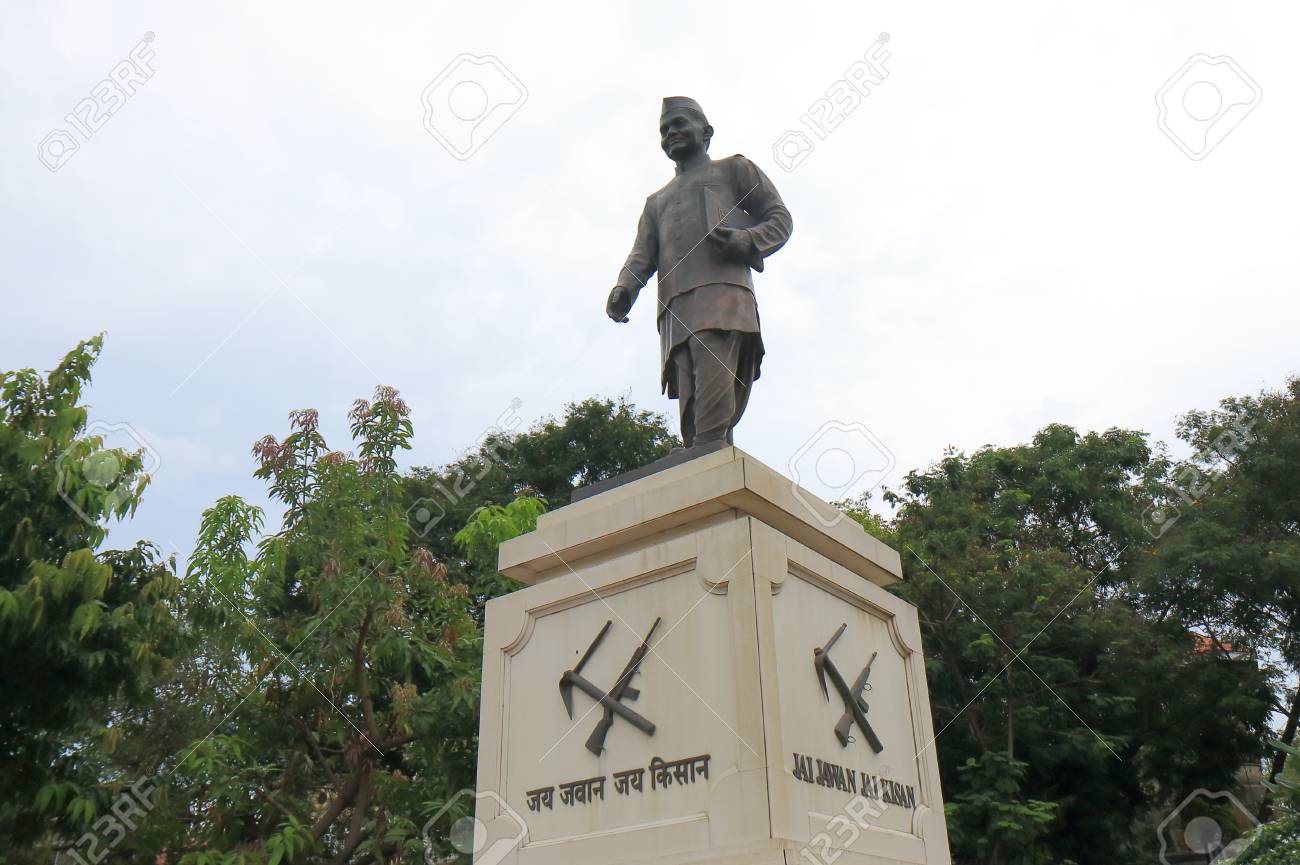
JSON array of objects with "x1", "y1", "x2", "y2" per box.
[{"x1": 660, "y1": 110, "x2": 711, "y2": 161}]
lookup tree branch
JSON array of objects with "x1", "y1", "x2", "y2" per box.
[
  {"x1": 354, "y1": 608, "x2": 382, "y2": 742},
  {"x1": 308, "y1": 771, "x2": 363, "y2": 846},
  {"x1": 289, "y1": 714, "x2": 339, "y2": 786},
  {"x1": 328, "y1": 764, "x2": 373, "y2": 864},
  {"x1": 382, "y1": 731, "x2": 418, "y2": 750},
  {"x1": 259, "y1": 789, "x2": 297, "y2": 824}
]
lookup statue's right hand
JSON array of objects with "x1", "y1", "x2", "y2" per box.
[{"x1": 606, "y1": 286, "x2": 633, "y2": 323}]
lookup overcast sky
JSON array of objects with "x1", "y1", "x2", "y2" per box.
[{"x1": 4, "y1": 1, "x2": 1296, "y2": 561}]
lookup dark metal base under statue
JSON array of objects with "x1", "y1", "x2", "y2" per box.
[{"x1": 571, "y1": 440, "x2": 729, "y2": 502}]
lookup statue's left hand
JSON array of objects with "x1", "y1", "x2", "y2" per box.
[{"x1": 706, "y1": 226, "x2": 756, "y2": 264}]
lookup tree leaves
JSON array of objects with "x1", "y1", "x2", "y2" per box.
[
  {"x1": 453, "y1": 497, "x2": 546, "y2": 570},
  {"x1": 131, "y1": 386, "x2": 493, "y2": 862},
  {"x1": 875, "y1": 421, "x2": 1273, "y2": 864},
  {"x1": 6, "y1": 339, "x2": 1293, "y2": 864},
  {"x1": 0, "y1": 338, "x2": 182, "y2": 850}
]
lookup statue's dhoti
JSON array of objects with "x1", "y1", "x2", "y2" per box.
[
  {"x1": 666, "y1": 330, "x2": 762, "y2": 446},
  {"x1": 658, "y1": 283, "x2": 764, "y2": 447}
]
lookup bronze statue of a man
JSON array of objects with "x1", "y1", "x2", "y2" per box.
[{"x1": 606, "y1": 96, "x2": 793, "y2": 448}]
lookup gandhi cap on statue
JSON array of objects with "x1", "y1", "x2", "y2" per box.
[{"x1": 660, "y1": 96, "x2": 707, "y2": 122}]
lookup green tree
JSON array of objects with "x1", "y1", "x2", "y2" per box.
[
  {"x1": 453, "y1": 497, "x2": 547, "y2": 572},
  {"x1": 112, "y1": 389, "x2": 490, "y2": 863},
  {"x1": 873, "y1": 424, "x2": 1272, "y2": 865},
  {"x1": 1227, "y1": 740, "x2": 1300, "y2": 863},
  {"x1": 0, "y1": 337, "x2": 179, "y2": 850},
  {"x1": 1138, "y1": 378, "x2": 1300, "y2": 792},
  {"x1": 404, "y1": 396, "x2": 676, "y2": 616},
  {"x1": 11, "y1": 388, "x2": 666, "y2": 863}
]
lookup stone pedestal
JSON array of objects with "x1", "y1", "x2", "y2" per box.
[{"x1": 474, "y1": 447, "x2": 951, "y2": 865}]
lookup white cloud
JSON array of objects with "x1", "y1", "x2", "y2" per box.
[{"x1": 2, "y1": 0, "x2": 1296, "y2": 550}]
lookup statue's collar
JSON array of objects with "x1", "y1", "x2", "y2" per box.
[{"x1": 674, "y1": 154, "x2": 712, "y2": 175}]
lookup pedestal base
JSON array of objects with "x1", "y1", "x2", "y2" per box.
[{"x1": 476, "y1": 447, "x2": 951, "y2": 865}]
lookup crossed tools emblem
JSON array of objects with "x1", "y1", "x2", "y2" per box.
[
  {"x1": 814, "y1": 622, "x2": 884, "y2": 753},
  {"x1": 559, "y1": 617, "x2": 661, "y2": 756}
]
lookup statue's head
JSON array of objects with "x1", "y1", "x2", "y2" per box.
[{"x1": 660, "y1": 96, "x2": 712, "y2": 162}]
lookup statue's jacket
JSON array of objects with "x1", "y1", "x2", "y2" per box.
[{"x1": 614, "y1": 154, "x2": 793, "y2": 395}]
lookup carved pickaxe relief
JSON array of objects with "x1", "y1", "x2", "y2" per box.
[
  {"x1": 813, "y1": 622, "x2": 884, "y2": 753},
  {"x1": 558, "y1": 617, "x2": 661, "y2": 756}
]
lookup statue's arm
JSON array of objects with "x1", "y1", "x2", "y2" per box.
[
  {"x1": 617, "y1": 198, "x2": 658, "y2": 296},
  {"x1": 607, "y1": 198, "x2": 658, "y2": 322},
  {"x1": 733, "y1": 156, "x2": 793, "y2": 272}
]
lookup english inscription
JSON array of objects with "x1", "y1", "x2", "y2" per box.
[{"x1": 791, "y1": 752, "x2": 917, "y2": 810}]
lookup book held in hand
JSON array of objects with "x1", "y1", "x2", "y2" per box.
[{"x1": 701, "y1": 185, "x2": 756, "y2": 232}]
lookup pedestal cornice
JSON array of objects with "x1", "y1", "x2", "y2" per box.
[{"x1": 498, "y1": 446, "x2": 902, "y2": 588}]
